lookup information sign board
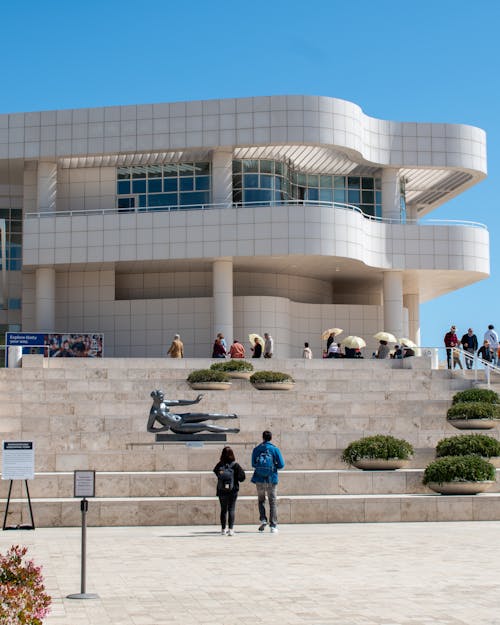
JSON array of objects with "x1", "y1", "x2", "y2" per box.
[
  {"x1": 2, "y1": 441, "x2": 35, "y2": 480},
  {"x1": 74, "y1": 470, "x2": 95, "y2": 498}
]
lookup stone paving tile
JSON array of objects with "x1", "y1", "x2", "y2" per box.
[{"x1": 1, "y1": 522, "x2": 500, "y2": 624}]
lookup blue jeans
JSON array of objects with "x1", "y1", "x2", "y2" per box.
[{"x1": 256, "y1": 482, "x2": 278, "y2": 527}]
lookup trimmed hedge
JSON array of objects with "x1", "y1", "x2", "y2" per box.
[
  {"x1": 341, "y1": 435, "x2": 414, "y2": 465},
  {"x1": 446, "y1": 401, "x2": 500, "y2": 421},
  {"x1": 250, "y1": 371, "x2": 295, "y2": 384},
  {"x1": 436, "y1": 434, "x2": 500, "y2": 459},
  {"x1": 187, "y1": 369, "x2": 230, "y2": 383},
  {"x1": 210, "y1": 360, "x2": 254, "y2": 372},
  {"x1": 423, "y1": 455, "x2": 495, "y2": 485},
  {"x1": 452, "y1": 388, "x2": 499, "y2": 405}
]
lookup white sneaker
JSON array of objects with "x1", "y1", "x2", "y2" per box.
[
  {"x1": 258, "y1": 522, "x2": 267, "y2": 532},
  {"x1": 270, "y1": 526, "x2": 278, "y2": 533},
  {"x1": 227, "y1": 529, "x2": 235, "y2": 536},
  {"x1": 221, "y1": 529, "x2": 227, "y2": 535}
]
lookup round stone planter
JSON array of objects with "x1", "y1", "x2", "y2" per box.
[
  {"x1": 251, "y1": 382, "x2": 295, "y2": 391},
  {"x1": 427, "y1": 481, "x2": 495, "y2": 495},
  {"x1": 189, "y1": 382, "x2": 232, "y2": 391},
  {"x1": 352, "y1": 458, "x2": 410, "y2": 471},
  {"x1": 226, "y1": 371, "x2": 253, "y2": 380},
  {"x1": 447, "y1": 418, "x2": 498, "y2": 430}
]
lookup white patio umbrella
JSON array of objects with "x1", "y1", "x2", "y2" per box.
[
  {"x1": 374, "y1": 331, "x2": 397, "y2": 343},
  {"x1": 341, "y1": 335, "x2": 366, "y2": 349},
  {"x1": 399, "y1": 337, "x2": 417, "y2": 348},
  {"x1": 321, "y1": 328, "x2": 343, "y2": 340},
  {"x1": 248, "y1": 333, "x2": 264, "y2": 347}
]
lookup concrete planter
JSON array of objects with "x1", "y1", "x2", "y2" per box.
[
  {"x1": 226, "y1": 371, "x2": 252, "y2": 380},
  {"x1": 189, "y1": 382, "x2": 232, "y2": 391},
  {"x1": 251, "y1": 382, "x2": 295, "y2": 391},
  {"x1": 352, "y1": 458, "x2": 409, "y2": 471},
  {"x1": 427, "y1": 481, "x2": 495, "y2": 495},
  {"x1": 448, "y1": 418, "x2": 498, "y2": 430}
]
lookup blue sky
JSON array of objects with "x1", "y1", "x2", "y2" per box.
[{"x1": 1, "y1": 0, "x2": 498, "y2": 348}]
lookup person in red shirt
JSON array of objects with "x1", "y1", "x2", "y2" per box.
[
  {"x1": 229, "y1": 340, "x2": 245, "y2": 359},
  {"x1": 444, "y1": 325, "x2": 458, "y2": 370}
]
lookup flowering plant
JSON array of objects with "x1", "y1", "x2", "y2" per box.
[{"x1": 0, "y1": 545, "x2": 51, "y2": 624}]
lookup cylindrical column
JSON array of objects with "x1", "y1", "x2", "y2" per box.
[
  {"x1": 212, "y1": 149, "x2": 233, "y2": 207},
  {"x1": 381, "y1": 168, "x2": 401, "y2": 222},
  {"x1": 35, "y1": 267, "x2": 56, "y2": 331},
  {"x1": 383, "y1": 271, "x2": 403, "y2": 339},
  {"x1": 37, "y1": 162, "x2": 57, "y2": 212},
  {"x1": 403, "y1": 293, "x2": 420, "y2": 346},
  {"x1": 213, "y1": 259, "x2": 233, "y2": 345}
]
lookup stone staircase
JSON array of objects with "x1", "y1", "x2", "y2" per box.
[{"x1": 1, "y1": 355, "x2": 499, "y2": 527}]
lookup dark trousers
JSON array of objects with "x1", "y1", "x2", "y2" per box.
[
  {"x1": 218, "y1": 492, "x2": 238, "y2": 529},
  {"x1": 446, "y1": 347, "x2": 453, "y2": 369}
]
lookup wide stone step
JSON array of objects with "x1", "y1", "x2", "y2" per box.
[
  {"x1": 14, "y1": 468, "x2": 500, "y2": 499},
  {"x1": 3, "y1": 492, "x2": 500, "y2": 527}
]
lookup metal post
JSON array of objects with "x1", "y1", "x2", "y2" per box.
[{"x1": 67, "y1": 498, "x2": 98, "y2": 600}]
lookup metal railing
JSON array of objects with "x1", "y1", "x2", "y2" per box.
[
  {"x1": 24, "y1": 200, "x2": 488, "y2": 230},
  {"x1": 427, "y1": 345, "x2": 500, "y2": 388}
]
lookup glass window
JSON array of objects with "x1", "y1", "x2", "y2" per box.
[
  {"x1": 260, "y1": 160, "x2": 274, "y2": 174},
  {"x1": 334, "y1": 189, "x2": 345, "y2": 203},
  {"x1": 132, "y1": 167, "x2": 146, "y2": 179},
  {"x1": 138, "y1": 195, "x2": 147, "y2": 208},
  {"x1": 260, "y1": 175, "x2": 273, "y2": 189},
  {"x1": 242, "y1": 160, "x2": 259, "y2": 173},
  {"x1": 362, "y1": 190, "x2": 374, "y2": 204},
  {"x1": 362, "y1": 177, "x2": 374, "y2": 189},
  {"x1": 275, "y1": 162, "x2": 284, "y2": 176},
  {"x1": 232, "y1": 174, "x2": 242, "y2": 189},
  {"x1": 195, "y1": 162, "x2": 210, "y2": 174},
  {"x1": 244, "y1": 189, "x2": 272, "y2": 204},
  {"x1": 244, "y1": 174, "x2": 259, "y2": 188},
  {"x1": 195, "y1": 176, "x2": 210, "y2": 190},
  {"x1": 180, "y1": 191, "x2": 208, "y2": 206},
  {"x1": 306, "y1": 188, "x2": 319, "y2": 201},
  {"x1": 163, "y1": 165, "x2": 178, "y2": 177},
  {"x1": 320, "y1": 175, "x2": 332, "y2": 188},
  {"x1": 148, "y1": 179, "x2": 162, "y2": 193},
  {"x1": 347, "y1": 177, "x2": 360, "y2": 189},
  {"x1": 132, "y1": 180, "x2": 146, "y2": 193},
  {"x1": 179, "y1": 177, "x2": 194, "y2": 191},
  {"x1": 319, "y1": 189, "x2": 333, "y2": 202},
  {"x1": 347, "y1": 190, "x2": 360, "y2": 204},
  {"x1": 178, "y1": 163, "x2": 195, "y2": 176},
  {"x1": 117, "y1": 181, "x2": 130, "y2": 194},
  {"x1": 148, "y1": 166, "x2": 162, "y2": 178},
  {"x1": 117, "y1": 168, "x2": 130, "y2": 180},
  {"x1": 307, "y1": 174, "x2": 318, "y2": 187},
  {"x1": 118, "y1": 197, "x2": 135, "y2": 209},
  {"x1": 164, "y1": 178, "x2": 177, "y2": 192},
  {"x1": 333, "y1": 176, "x2": 345, "y2": 188},
  {"x1": 375, "y1": 178, "x2": 382, "y2": 190}
]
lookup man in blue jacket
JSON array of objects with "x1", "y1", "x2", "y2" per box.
[{"x1": 251, "y1": 430, "x2": 285, "y2": 533}]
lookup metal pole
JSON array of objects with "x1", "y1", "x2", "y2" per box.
[{"x1": 67, "y1": 498, "x2": 98, "y2": 600}]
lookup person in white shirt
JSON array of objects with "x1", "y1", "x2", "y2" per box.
[
  {"x1": 263, "y1": 333, "x2": 274, "y2": 359},
  {"x1": 327, "y1": 341, "x2": 340, "y2": 358},
  {"x1": 302, "y1": 342, "x2": 313, "y2": 359},
  {"x1": 484, "y1": 325, "x2": 499, "y2": 366}
]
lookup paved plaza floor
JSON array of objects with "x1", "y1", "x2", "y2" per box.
[{"x1": 1, "y1": 521, "x2": 500, "y2": 625}]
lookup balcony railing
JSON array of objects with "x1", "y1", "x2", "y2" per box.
[{"x1": 24, "y1": 200, "x2": 488, "y2": 230}]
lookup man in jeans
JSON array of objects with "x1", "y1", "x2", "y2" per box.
[{"x1": 251, "y1": 430, "x2": 285, "y2": 533}]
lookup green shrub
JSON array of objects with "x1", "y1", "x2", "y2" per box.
[
  {"x1": 452, "y1": 388, "x2": 499, "y2": 404},
  {"x1": 341, "y1": 435, "x2": 414, "y2": 465},
  {"x1": 423, "y1": 455, "x2": 495, "y2": 485},
  {"x1": 446, "y1": 401, "x2": 500, "y2": 421},
  {"x1": 187, "y1": 369, "x2": 230, "y2": 383},
  {"x1": 250, "y1": 371, "x2": 294, "y2": 384},
  {"x1": 210, "y1": 360, "x2": 254, "y2": 372},
  {"x1": 436, "y1": 434, "x2": 500, "y2": 458}
]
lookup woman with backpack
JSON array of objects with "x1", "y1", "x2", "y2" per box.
[{"x1": 213, "y1": 446, "x2": 246, "y2": 536}]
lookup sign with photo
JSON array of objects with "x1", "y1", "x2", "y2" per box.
[{"x1": 5, "y1": 332, "x2": 104, "y2": 366}]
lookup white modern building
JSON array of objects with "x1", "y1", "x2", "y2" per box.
[{"x1": 0, "y1": 95, "x2": 489, "y2": 357}]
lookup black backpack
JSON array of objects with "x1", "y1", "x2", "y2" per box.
[{"x1": 217, "y1": 462, "x2": 235, "y2": 491}]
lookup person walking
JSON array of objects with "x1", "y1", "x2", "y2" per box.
[
  {"x1": 302, "y1": 342, "x2": 313, "y2": 359},
  {"x1": 251, "y1": 337, "x2": 262, "y2": 358},
  {"x1": 251, "y1": 430, "x2": 285, "y2": 533},
  {"x1": 212, "y1": 335, "x2": 226, "y2": 358},
  {"x1": 213, "y1": 446, "x2": 246, "y2": 536},
  {"x1": 444, "y1": 325, "x2": 458, "y2": 370},
  {"x1": 478, "y1": 340, "x2": 494, "y2": 366},
  {"x1": 229, "y1": 339, "x2": 245, "y2": 358},
  {"x1": 263, "y1": 333, "x2": 274, "y2": 359},
  {"x1": 167, "y1": 334, "x2": 184, "y2": 358},
  {"x1": 484, "y1": 325, "x2": 499, "y2": 366},
  {"x1": 461, "y1": 328, "x2": 478, "y2": 370}
]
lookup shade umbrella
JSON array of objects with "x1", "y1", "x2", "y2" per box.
[
  {"x1": 374, "y1": 331, "x2": 397, "y2": 343},
  {"x1": 248, "y1": 333, "x2": 264, "y2": 347},
  {"x1": 321, "y1": 328, "x2": 343, "y2": 340},
  {"x1": 341, "y1": 335, "x2": 366, "y2": 349},
  {"x1": 399, "y1": 337, "x2": 417, "y2": 348}
]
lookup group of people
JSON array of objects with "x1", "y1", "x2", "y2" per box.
[
  {"x1": 213, "y1": 430, "x2": 285, "y2": 535},
  {"x1": 444, "y1": 324, "x2": 499, "y2": 370},
  {"x1": 212, "y1": 333, "x2": 274, "y2": 359}
]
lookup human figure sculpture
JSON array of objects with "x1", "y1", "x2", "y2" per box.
[{"x1": 147, "y1": 389, "x2": 240, "y2": 435}]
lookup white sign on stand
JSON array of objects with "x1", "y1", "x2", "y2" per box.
[
  {"x1": 74, "y1": 470, "x2": 95, "y2": 498},
  {"x1": 2, "y1": 441, "x2": 35, "y2": 480}
]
